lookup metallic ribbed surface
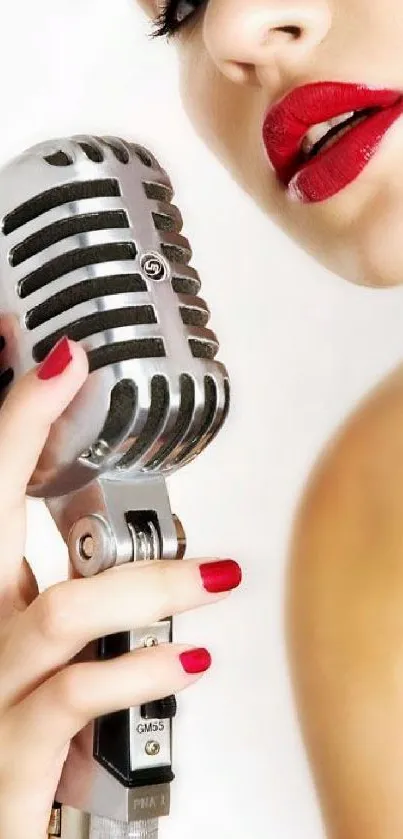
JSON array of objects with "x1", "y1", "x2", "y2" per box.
[
  {"x1": 89, "y1": 817, "x2": 158, "y2": 839},
  {"x1": 0, "y1": 135, "x2": 230, "y2": 497}
]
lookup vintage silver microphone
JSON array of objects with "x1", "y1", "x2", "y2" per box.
[{"x1": 0, "y1": 135, "x2": 230, "y2": 839}]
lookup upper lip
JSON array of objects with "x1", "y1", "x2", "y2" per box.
[{"x1": 262, "y1": 81, "x2": 403, "y2": 185}]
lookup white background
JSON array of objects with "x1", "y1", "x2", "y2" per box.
[{"x1": 2, "y1": 1, "x2": 403, "y2": 837}]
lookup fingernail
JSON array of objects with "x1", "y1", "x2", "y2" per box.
[
  {"x1": 180, "y1": 648, "x2": 212, "y2": 675},
  {"x1": 37, "y1": 337, "x2": 72, "y2": 380},
  {"x1": 199, "y1": 559, "x2": 242, "y2": 594}
]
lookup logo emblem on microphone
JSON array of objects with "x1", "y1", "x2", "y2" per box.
[{"x1": 141, "y1": 253, "x2": 167, "y2": 282}]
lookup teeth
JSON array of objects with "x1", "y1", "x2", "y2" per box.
[{"x1": 301, "y1": 111, "x2": 355, "y2": 157}]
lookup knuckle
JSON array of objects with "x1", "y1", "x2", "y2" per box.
[
  {"x1": 36, "y1": 584, "x2": 76, "y2": 643},
  {"x1": 52, "y1": 666, "x2": 87, "y2": 719}
]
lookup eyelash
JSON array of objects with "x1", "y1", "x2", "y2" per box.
[{"x1": 150, "y1": 1, "x2": 203, "y2": 40}]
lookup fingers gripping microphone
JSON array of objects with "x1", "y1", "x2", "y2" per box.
[{"x1": 0, "y1": 136, "x2": 230, "y2": 838}]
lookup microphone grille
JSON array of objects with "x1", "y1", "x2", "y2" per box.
[{"x1": 0, "y1": 135, "x2": 230, "y2": 493}]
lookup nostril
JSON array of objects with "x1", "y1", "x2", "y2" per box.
[
  {"x1": 223, "y1": 59, "x2": 259, "y2": 86},
  {"x1": 241, "y1": 65, "x2": 261, "y2": 88},
  {"x1": 274, "y1": 25, "x2": 303, "y2": 39}
]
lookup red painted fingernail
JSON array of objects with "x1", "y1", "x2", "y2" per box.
[
  {"x1": 37, "y1": 337, "x2": 72, "y2": 380},
  {"x1": 199, "y1": 559, "x2": 242, "y2": 594},
  {"x1": 180, "y1": 648, "x2": 212, "y2": 675}
]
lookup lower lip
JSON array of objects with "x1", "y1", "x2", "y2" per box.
[{"x1": 283, "y1": 100, "x2": 403, "y2": 204}]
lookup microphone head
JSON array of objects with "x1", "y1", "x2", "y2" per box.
[{"x1": 0, "y1": 135, "x2": 230, "y2": 497}]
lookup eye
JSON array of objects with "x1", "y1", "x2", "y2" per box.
[
  {"x1": 151, "y1": 0, "x2": 206, "y2": 39},
  {"x1": 174, "y1": 1, "x2": 201, "y2": 23}
]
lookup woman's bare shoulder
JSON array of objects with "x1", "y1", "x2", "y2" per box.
[{"x1": 287, "y1": 363, "x2": 403, "y2": 839}]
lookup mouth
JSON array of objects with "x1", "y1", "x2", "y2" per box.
[{"x1": 262, "y1": 82, "x2": 403, "y2": 203}]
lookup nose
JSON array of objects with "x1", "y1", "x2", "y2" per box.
[{"x1": 203, "y1": 0, "x2": 332, "y2": 86}]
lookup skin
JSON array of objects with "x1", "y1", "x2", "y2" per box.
[
  {"x1": 137, "y1": 2, "x2": 403, "y2": 836},
  {"x1": 287, "y1": 365, "x2": 403, "y2": 839},
  {"x1": 140, "y1": 0, "x2": 403, "y2": 288},
  {"x1": 0, "y1": 334, "x2": 241, "y2": 839}
]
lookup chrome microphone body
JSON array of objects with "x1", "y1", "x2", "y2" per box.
[
  {"x1": 0, "y1": 134, "x2": 228, "y2": 494},
  {"x1": 0, "y1": 136, "x2": 230, "y2": 838}
]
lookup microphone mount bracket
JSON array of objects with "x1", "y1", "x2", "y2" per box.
[{"x1": 46, "y1": 474, "x2": 186, "y2": 832}]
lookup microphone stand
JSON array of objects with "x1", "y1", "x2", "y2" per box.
[{"x1": 46, "y1": 473, "x2": 186, "y2": 839}]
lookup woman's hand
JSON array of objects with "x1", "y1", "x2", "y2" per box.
[
  {"x1": 0, "y1": 336, "x2": 242, "y2": 839},
  {"x1": 287, "y1": 364, "x2": 403, "y2": 839}
]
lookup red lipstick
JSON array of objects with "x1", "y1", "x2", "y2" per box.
[{"x1": 262, "y1": 82, "x2": 403, "y2": 203}]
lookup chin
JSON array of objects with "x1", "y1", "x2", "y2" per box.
[
  {"x1": 348, "y1": 256, "x2": 403, "y2": 288},
  {"x1": 299, "y1": 236, "x2": 403, "y2": 289},
  {"x1": 273, "y1": 189, "x2": 403, "y2": 290},
  {"x1": 333, "y1": 197, "x2": 403, "y2": 288},
  {"x1": 333, "y1": 260, "x2": 400, "y2": 289}
]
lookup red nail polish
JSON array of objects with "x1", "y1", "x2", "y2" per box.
[
  {"x1": 199, "y1": 559, "x2": 242, "y2": 594},
  {"x1": 37, "y1": 337, "x2": 72, "y2": 380},
  {"x1": 180, "y1": 648, "x2": 212, "y2": 675}
]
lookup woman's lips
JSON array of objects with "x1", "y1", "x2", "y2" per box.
[{"x1": 262, "y1": 82, "x2": 403, "y2": 203}]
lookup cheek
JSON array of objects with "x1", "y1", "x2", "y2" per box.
[
  {"x1": 178, "y1": 43, "x2": 258, "y2": 177},
  {"x1": 179, "y1": 50, "x2": 231, "y2": 150}
]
